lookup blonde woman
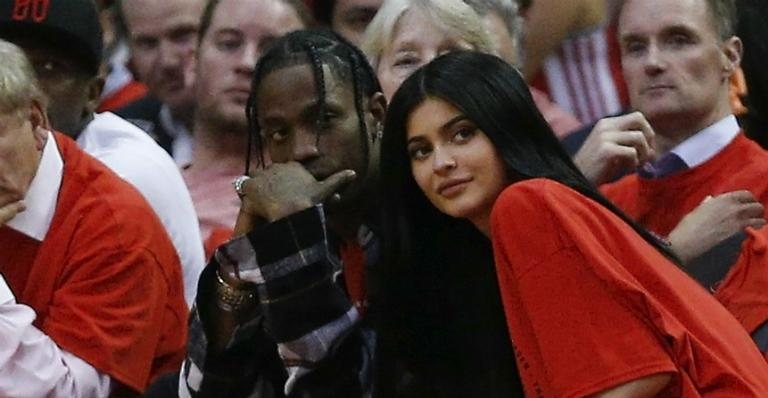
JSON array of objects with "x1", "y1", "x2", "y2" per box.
[{"x1": 362, "y1": 0, "x2": 581, "y2": 136}]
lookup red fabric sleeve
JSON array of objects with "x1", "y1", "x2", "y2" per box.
[
  {"x1": 204, "y1": 227, "x2": 234, "y2": 261},
  {"x1": 491, "y1": 186, "x2": 676, "y2": 397},
  {"x1": 714, "y1": 227, "x2": 768, "y2": 334}
]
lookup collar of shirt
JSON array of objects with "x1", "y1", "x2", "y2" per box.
[
  {"x1": 159, "y1": 104, "x2": 194, "y2": 167},
  {"x1": 6, "y1": 131, "x2": 63, "y2": 241},
  {"x1": 669, "y1": 115, "x2": 740, "y2": 169}
]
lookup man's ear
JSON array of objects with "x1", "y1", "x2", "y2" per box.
[
  {"x1": 722, "y1": 36, "x2": 743, "y2": 77},
  {"x1": 29, "y1": 99, "x2": 49, "y2": 151},
  {"x1": 85, "y1": 74, "x2": 106, "y2": 115},
  {"x1": 368, "y1": 91, "x2": 387, "y2": 127}
]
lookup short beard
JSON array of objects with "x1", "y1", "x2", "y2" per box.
[{"x1": 197, "y1": 104, "x2": 248, "y2": 136}]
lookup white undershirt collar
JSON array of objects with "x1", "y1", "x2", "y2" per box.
[
  {"x1": 6, "y1": 131, "x2": 63, "y2": 241},
  {"x1": 669, "y1": 115, "x2": 740, "y2": 169}
]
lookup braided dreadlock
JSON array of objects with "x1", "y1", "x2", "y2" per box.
[{"x1": 244, "y1": 29, "x2": 382, "y2": 175}]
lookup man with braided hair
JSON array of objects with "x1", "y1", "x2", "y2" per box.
[{"x1": 173, "y1": 29, "x2": 387, "y2": 397}]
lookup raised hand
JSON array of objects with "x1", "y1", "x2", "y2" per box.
[
  {"x1": 574, "y1": 112, "x2": 656, "y2": 185},
  {"x1": 669, "y1": 191, "x2": 766, "y2": 265},
  {"x1": 233, "y1": 162, "x2": 357, "y2": 235}
]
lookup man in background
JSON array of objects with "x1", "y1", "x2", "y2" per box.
[
  {"x1": 0, "y1": 0, "x2": 205, "y2": 306},
  {"x1": 116, "y1": 0, "x2": 206, "y2": 165},
  {"x1": 181, "y1": 0, "x2": 312, "y2": 254}
]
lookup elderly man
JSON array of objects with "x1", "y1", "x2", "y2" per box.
[
  {"x1": 0, "y1": 39, "x2": 186, "y2": 396},
  {"x1": 0, "y1": 0, "x2": 205, "y2": 306}
]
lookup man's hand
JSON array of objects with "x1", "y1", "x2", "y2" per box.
[
  {"x1": 0, "y1": 200, "x2": 24, "y2": 226},
  {"x1": 233, "y1": 162, "x2": 356, "y2": 235},
  {"x1": 668, "y1": 191, "x2": 766, "y2": 265},
  {"x1": 574, "y1": 112, "x2": 656, "y2": 185}
]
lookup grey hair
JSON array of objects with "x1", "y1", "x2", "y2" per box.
[
  {"x1": 361, "y1": 0, "x2": 494, "y2": 69},
  {"x1": 463, "y1": 0, "x2": 522, "y2": 42},
  {"x1": 705, "y1": 0, "x2": 737, "y2": 39},
  {"x1": 0, "y1": 40, "x2": 46, "y2": 114},
  {"x1": 463, "y1": 0, "x2": 522, "y2": 65}
]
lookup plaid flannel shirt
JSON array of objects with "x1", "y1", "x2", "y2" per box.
[{"x1": 179, "y1": 205, "x2": 376, "y2": 397}]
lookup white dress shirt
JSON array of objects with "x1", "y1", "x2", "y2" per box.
[
  {"x1": 3, "y1": 132, "x2": 111, "y2": 397},
  {"x1": 670, "y1": 115, "x2": 740, "y2": 168},
  {"x1": 77, "y1": 112, "x2": 204, "y2": 306}
]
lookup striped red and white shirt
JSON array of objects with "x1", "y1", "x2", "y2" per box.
[{"x1": 531, "y1": 24, "x2": 629, "y2": 124}]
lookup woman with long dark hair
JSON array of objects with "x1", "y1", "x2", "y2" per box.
[{"x1": 378, "y1": 50, "x2": 768, "y2": 396}]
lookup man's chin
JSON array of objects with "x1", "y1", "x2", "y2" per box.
[
  {"x1": 642, "y1": 108, "x2": 695, "y2": 133},
  {"x1": 199, "y1": 108, "x2": 247, "y2": 133}
]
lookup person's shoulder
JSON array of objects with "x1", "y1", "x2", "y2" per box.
[
  {"x1": 495, "y1": 178, "x2": 577, "y2": 211},
  {"x1": 112, "y1": 96, "x2": 167, "y2": 140},
  {"x1": 113, "y1": 95, "x2": 163, "y2": 120},
  {"x1": 492, "y1": 179, "x2": 583, "y2": 229},
  {"x1": 80, "y1": 113, "x2": 196, "y2": 217},
  {"x1": 82, "y1": 113, "x2": 181, "y2": 176},
  {"x1": 493, "y1": 178, "x2": 609, "y2": 231},
  {"x1": 734, "y1": 132, "x2": 768, "y2": 163},
  {"x1": 57, "y1": 136, "x2": 169, "y2": 244},
  {"x1": 87, "y1": 112, "x2": 160, "y2": 141},
  {"x1": 490, "y1": 179, "x2": 581, "y2": 267},
  {"x1": 59, "y1": 133, "x2": 158, "y2": 215},
  {"x1": 50, "y1": 136, "x2": 180, "y2": 299}
]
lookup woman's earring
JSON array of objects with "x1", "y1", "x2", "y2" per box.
[{"x1": 374, "y1": 121, "x2": 383, "y2": 141}]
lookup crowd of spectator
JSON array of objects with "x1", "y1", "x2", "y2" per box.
[{"x1": 1, "y1": 0, "x2": 767, "y2": 396}]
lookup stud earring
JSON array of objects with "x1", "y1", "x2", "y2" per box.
[{"x1": 374, "y1": 121, "x2": 383, "y2": 141}]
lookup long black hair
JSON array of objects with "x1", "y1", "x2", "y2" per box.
[
  {"x1": 375, "y1": 51, "x2": 678, "y2": 396},
  {"x1": 244, "y1": 29, "x2": 382, "y2": 174}
]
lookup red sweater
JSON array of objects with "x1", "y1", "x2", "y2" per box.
[
  {"x1": 0, "y1": 133, "x2": 187, "y2": 393},
  {"x1": 601, "y1": 134, "x2": 768, "y2": 235},
  {"x1": 492, "y1": 179, "x2": 768, "y2": 397},
  {"x1": 601, "y1": 133, "x2": 768, "y2": 334}
]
